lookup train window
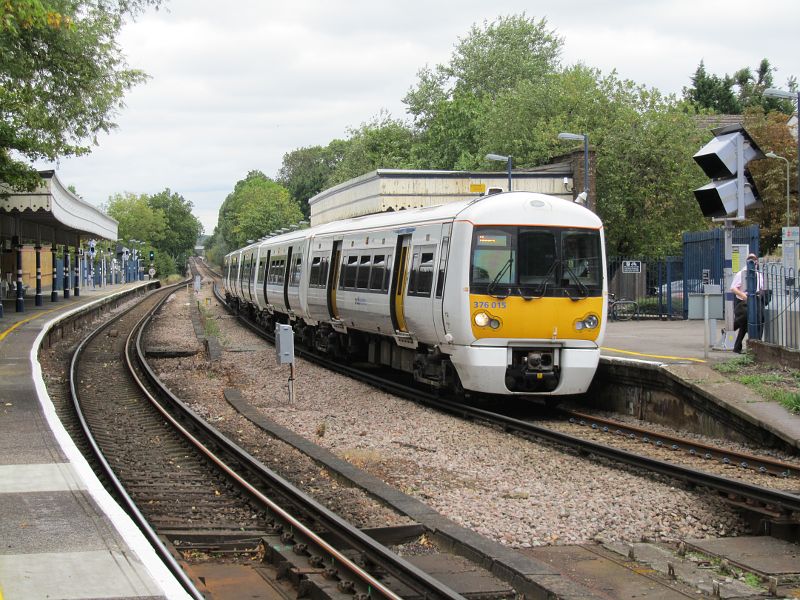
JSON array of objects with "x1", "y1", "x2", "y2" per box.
[
  {"x1": 518, "y1": 230, "x2": 556, "y2": 285},
  {"x1": 342, "y1": 255, "x2": 358, "y2": 288},
  {"x1": 408, "y1": 245, "x2": 436, "y2": 297},
  {"x1": 384, "y1": 254, "x2": 392, "y2": 291},
  {"x1": 309, "y1": 256, "x2": 322, "y2": 286},
  {"x1": 289, "y1": 255, "x2": 302, "y2": 287},
  {"x1": 435, "y1": 237, "x2": 449, "y2": 298},
  {"x1": 561, "y1": 231, "x2": 602, "y2": 288},
  {"x1": 320, "y1": 257, "x2": 329, "y2": 287},
  {"x1": 269, "y1": 258, "x2": 286, "y2": 285},
  {"x1": 370, "y1": 255, "x2": 386, "y2": 291},
  {"x1": 472, "y1": 229, "x2": 513, "y2": 286},
  {"x1": 356, "y1": 255, "x2": 371, "y2": 289}
]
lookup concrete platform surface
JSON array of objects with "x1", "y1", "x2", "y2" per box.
[
  {"x1": 602, "y1": 318, "x2": 800, "y2": 451},
  {"x1": 0, "y1": 282, "x2": 188, "y2": 600}
]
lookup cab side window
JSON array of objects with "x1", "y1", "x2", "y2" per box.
[{"x1": 407, "y1": 245, "x2": 436, "y2": 297}]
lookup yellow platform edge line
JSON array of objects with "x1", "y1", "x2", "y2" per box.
[
  {"x1": 0, "y1": 306, "x2": 61, "y2": 342},
  {"x1": 601, "y1": 346, "x2": 706, "y2": 364}
]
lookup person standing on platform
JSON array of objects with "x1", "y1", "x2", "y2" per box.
[{"x1": 730, "y1": 253, "x2": 765, "y2": 354}]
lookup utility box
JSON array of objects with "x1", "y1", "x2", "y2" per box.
[
  {"x1": 275, "y1": 323, "x2": 295, "y2": 364},
  {"x1": 688, "y1": 285, "x2": 723, "y2": 319}
]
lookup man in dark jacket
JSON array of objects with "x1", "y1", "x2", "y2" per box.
[{"x1": 730, "y1": 253, "x2": 765, "y2": 353}]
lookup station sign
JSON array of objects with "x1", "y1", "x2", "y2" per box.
[{"x1": 621, "y1": 260, "x2": 641, "y2": 274}]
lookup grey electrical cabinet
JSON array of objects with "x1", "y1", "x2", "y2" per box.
[{"x1": 275, "y1": 324, "x2": 295, "y2": 364}]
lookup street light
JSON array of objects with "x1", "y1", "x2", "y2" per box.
[
  {"x1": 766, "y1": 151, "x2": 791, "y2": 227},
  {"x1": 485, "y1": 153, "x2": 513, "y2": 191},
  {"x1": 558, "y1": 132, "x2": 589, "y2": 205},
  {"x1": 763, "y1": 88, "x2": 799, "y2": 225}
]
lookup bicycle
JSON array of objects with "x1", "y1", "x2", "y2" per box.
[{"x1": 608, "y1": 292, "x2": 639, "y2": 321}]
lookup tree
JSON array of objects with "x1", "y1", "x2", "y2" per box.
[
  {"x1": 404, "y1": 14, "x2": 562, "y2": 128},
  {"x1": 326, "y1": 114, "x2": 416, "y2": 186},
  {"x1": 106, "y1": 192, "x2": 166, "y2": 245},
  {"x1": 147, "y1": 188, "x2": 202, "y2": 274},
  {"x1": 682, "y1": 61, "x2": 741, "y2": 114},
  {"x1": 0, "y1": 0, "x2": 162, "y2": 190},
  {"x1": 277, "y1": 143, "x2": 344, "y2": 217},
  {"x1": 480, "y1": 66, "x2": 707, "y2": 256},
  {"x1": 217, "y1": 171, "x2": 303, "y2": 249},
  {"x1": 742, "y1": 108, "x2": 798, "y2": 253},
  {"x1": 683, "y1": 59, "x2": 797, "y2": 115}
]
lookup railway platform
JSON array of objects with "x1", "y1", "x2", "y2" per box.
[
  {"x1": 601, "y1": 319, "x2": 800, "y2": 451},
  {"x1": 0, "y1": 282, "x2": 189, "y2": 600}
]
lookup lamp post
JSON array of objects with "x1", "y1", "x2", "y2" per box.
[
  {"x1": 763, "y1": 88, "x2": 799, "y2": 226},
  {"x1": 766, "y1": 152, "x2": 791, "y2": 227},
  {"x1": 558, "y1": 132, "x2": 589, "y2": 205},
  {"x1": 485, "y1": 153, "x2": 513, "y2": 191}
]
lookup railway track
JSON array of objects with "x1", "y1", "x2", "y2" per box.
[
  {"x1": 69, "y1": 278, "x2": 472, "y2": 600},
  {"x1": 199, "y1": 260, "x2": 800, "y2": 530}
]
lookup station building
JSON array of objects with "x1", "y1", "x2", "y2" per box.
[{"x1": 0, "y1": 170, "x2": 117, "y2": 315}]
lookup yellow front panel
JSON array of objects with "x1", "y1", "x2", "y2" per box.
[{"x1": 469, "y1": 294, "x2": 603, "y2": 341}]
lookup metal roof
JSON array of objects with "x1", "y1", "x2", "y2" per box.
[{"x1": 0, "y1": 170, "x2": 117, "y2": 245}]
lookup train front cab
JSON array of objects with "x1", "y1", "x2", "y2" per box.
[{"x1": 450, "y1": 222, "x2": 605, "y2": 396}]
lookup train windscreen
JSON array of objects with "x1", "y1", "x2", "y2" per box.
[{"x1": 470, "y1": 226, "x2": 602, "y2": 298}]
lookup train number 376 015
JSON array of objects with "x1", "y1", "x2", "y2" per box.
[{"x1": 473, "y1": 301, "x2": 507, "y2": 309}]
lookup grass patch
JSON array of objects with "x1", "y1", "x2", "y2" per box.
[
  {"x1": 714, "y1": 354, "x2": 800, "y2": 413},
  {"x1": 712, "y1": 354, "x2": 754, "y2": 374},
  {"x1": 198, "y1": 303, "x2": 220, "y2": 338}
]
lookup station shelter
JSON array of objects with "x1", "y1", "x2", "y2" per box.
[{"x1": 0, "y1": 170, "x2": 118, "y2": 317}]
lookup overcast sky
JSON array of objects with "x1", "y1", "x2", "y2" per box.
[{"x1": 36, "y1": 0, "x2": 799, "y2": 235}]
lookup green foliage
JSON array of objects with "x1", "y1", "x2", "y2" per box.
[
  {"x1": 277, "y1": 143, "x2": 344, "y2": 216},
  {"x1": 147, "y1": 188, "x2": 202, "y2": 274},
  {"x1": 0, "y1": 0, "x2": 162, "y2": 190},
  {"x1": 203, "y1": 228, "x2": 227, "y2": 267},
  {"x1": 683, "y1": 59, "x2": 797, "y2": 115},
  {"x1": 404, "y1": 14, "x2": 562, "y2": 126},
  {"x1": 106, "y1": 192, "x2": 167, "y2": 245},
  {"x1": 713, "y1": 355, "x2": 800, "y2": 413},
  {"x1": 217, "y1": 171, "x2": 303, "y2": 249},
  {"x1": 326, "y1": 113, "x2": 416, "y2": 186},
  {"x1": 152, "y1": 251, "x2": 176, "y2": 279},
  {"x1": 741, "y1": 108, "x2": 798, "y2": 253},
  {"x1": 712, "y1": 354, "x2": 754, "y2": 373}
]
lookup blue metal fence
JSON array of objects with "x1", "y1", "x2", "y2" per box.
[{"x1": 607, "y1": 256, "x2": 683, "y2": 319}]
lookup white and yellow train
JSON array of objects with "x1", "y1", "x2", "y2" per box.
[{"x1": 223, "y1": 190, "x2": 607, "y2": 397}]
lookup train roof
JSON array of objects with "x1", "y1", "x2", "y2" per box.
[{"x1": 225, "y1": 191, "x2": 601, "y2": 257}]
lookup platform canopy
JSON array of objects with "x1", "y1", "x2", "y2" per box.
[{"x1": 0, "y1": 170, "x2": 117, "y2": 247}]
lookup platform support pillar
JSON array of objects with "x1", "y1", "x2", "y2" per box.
[
  {"x1": 51, "y1": 244, "x2": 59, "y2": 302},
  {"x1": 63, "y1": 247, "x2": 70, "y2": 299},
  {"x1": 15, "y1": 237, "x2": 24, "y2": 313},
  {"x1": 35, "y1": 245, "x2": 42, "y2": 306},
  {"x1": 74, "y1": 236, "x2": 80, "y2": 297}
]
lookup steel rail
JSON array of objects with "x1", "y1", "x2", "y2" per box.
[
  {"x1": 211, "y1": 281, "x2": 800, "y2": 519},
  {"x1": 139, "y1": 283, "x2": 467, "y2": 600},
  {"x1": 69, "y1": 281, "x2": 205, "y2": 600},
  {"x1": 562, "y1": 409, "x2": 796, "y2": 479}
]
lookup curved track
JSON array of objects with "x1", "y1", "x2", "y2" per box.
[{"x1": 70, "y1": 277, "x2": 468, "y2": 600}]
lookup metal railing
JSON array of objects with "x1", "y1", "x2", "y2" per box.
[{"x1": 760, "y1": 262, "x2": 800, "y2": 350}]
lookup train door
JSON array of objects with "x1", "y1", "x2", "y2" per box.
[
  {"x1": 247, "y1": 253, "x2": 256, "y2": 304},
  {"x1": 327, "y1": 240, "x2": 342, "y2": 320},
  {"x1": 283, "y1": 246, "x2": 293, "y2": 311},
  {"x1": 432, "y1": 223, "x2": 451, "y2": 341},
  {"x1": 390, "y1": 235, "x2": 411, "y2": 332},
  {"x1": 262, "y1": 250, "x2": 271, "y2": 305}
]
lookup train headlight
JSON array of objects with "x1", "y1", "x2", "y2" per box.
[
  {"x1": 474, "y1": 312, "x2": 490, "y2": 327},
  {"x1": 574, "y1": 314, "x2": 599, "y2": 331}
]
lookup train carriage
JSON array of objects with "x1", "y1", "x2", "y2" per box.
[{"x1": 223, "y1": 190, "x2": 606, "y2": 398}]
